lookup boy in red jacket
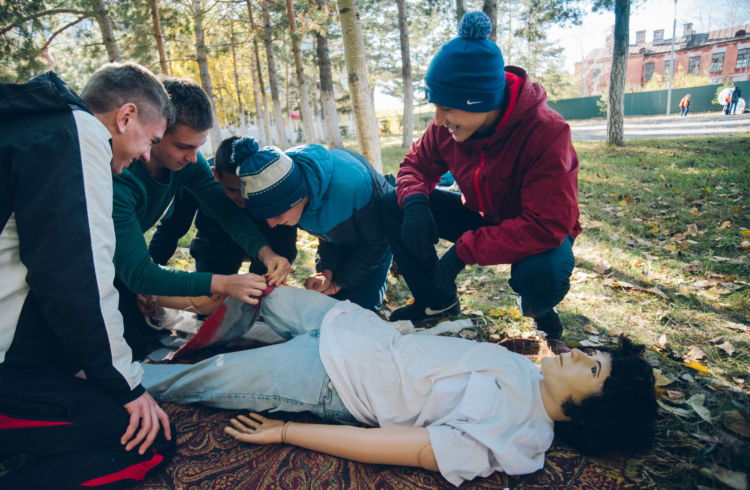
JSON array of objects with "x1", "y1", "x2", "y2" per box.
[{"x1": 381, "y1": 11, "x2": 581, "y2": 339}]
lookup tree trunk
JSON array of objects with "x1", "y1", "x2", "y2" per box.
[
  {"x1": 90, "y1": 0, "x2": 120, "y2": 61},
  {"x1": 456, "y1": 0, "x2": 466, "y2": 27},
  {"x1": 261, "y1": 0, "x2": 290, "y2": 148},
  {"x1": 336, "y1": 0, "x2": 382, "y2": 171},
  {"x1": 150, "y1": 0, "x2": 169, "y2": 74},
  {"x1": 230, "y1": 20, "x2": 246, "y2": 134},
  {"x1": 606, "y1": 0, "x2": 629, "y2": 146},
  {"x1": 285, "y1": 0, "x2": 315, "y2": 142},
  {"x1": 249, "y1": 51, "x2": 267, "y2": 142},
  {"x1": 312, "y1": 0, "x2": 343, "y2": 148},
  {"x1": 396, "y1": 0, "x2": 413, "y2": 148},
  {"x1": 245, "y1": 0, "x2": 273, "y2": 145},
  {"x1": 192, "y1": 0, "x2": 222, "y2": 151},
  {"x1": 482, "y1": 0, "x2": 497, "y2": 42}
]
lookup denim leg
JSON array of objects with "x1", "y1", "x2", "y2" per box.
[
  {"x1": 259, "y1": 286, "x2": 339, "y2": 340},
  {"x1": 380, "y1": 189, "x2": 484, "y2": 306},
  {"x1": 333, "y1": 251, "x2": 392, "y2": 310},
  {"x1": 141, "y1": 331, "x2": 353, "y2": 423},
  {"x1": 508, "y1": 236, "x2": 575, "y2": 318}
]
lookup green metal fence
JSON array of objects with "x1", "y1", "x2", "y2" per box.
[{"x1": 548, "y1": 81, "x2": 750, "y2": 120}]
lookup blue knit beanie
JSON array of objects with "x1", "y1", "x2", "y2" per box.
[
  {"x1": 425, "y1": 11, "x2": 505, "y2": 113},
  {"x1": 234, "y1": 137, "x2": 310, "y2": 219}
]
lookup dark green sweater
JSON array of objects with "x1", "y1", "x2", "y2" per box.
[{"x1": 112, "y1": 153, "x2": 268, "y2": 296}]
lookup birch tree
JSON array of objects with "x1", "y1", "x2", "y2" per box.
[
  {"x1": 396, "y1": 0, "x2": 413, "y2": 148},
  {"x1": 312, "y1": 0, "x2": 342, "y2": 148},
  {"x1": 245, "y1": 0, "x2": 273, "y2": 145},
  {"x1": 285, "y1": 0, "x2": 316, "y2": 142},
  {"x1": 261, "y1": 0, "x2": 291, "y2": 148},
  {"x1": 150, "y1": 0, "x2": 169, "y2": 74},
  {"x1": 336, "y1": 0, "x2": 381, "y2": 171},
  {"x1": 192, "y1": 0, "x2": 222, "y2": 151}
]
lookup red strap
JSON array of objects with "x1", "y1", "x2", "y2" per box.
[
  {"x1": 0, "y1": 413, "x2": 71, "y2": 429},
  {"x1": 81, "y1": 450, "x2": 164, "y2": 486}
]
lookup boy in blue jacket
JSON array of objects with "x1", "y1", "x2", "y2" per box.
[{"x1": 235, "y1": 137, "x2": 392, "y2": 310}]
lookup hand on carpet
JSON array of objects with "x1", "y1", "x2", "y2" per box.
[{"x1": 226, "y1": 412, "x2": 285, "y2": 445}]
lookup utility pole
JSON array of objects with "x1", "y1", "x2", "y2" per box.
[{"x1": 666, "y1": 0, "x2": 677, "y2": 114}]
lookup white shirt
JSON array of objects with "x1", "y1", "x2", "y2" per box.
[{"x1": 319, "y1": 301, "x2": 554, "y2": 486}]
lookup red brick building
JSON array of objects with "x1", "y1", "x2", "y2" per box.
[{"x1": 575, "y1": 23, "x2": 750, "y2": 96}]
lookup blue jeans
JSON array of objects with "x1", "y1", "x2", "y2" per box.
[
  {"x1": 381, "y1": 189, "x2": 575, "y2": 318},
  {"x1": 332, "y1": 251, "x2": 392, "y2": 311},
  {"x1": 141, "y1": 287, "x2": 358, "y2": 425}
]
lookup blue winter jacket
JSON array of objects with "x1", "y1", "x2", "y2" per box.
[{"x1": 287, "y1": 145, "x2": 392, "y2": 290}]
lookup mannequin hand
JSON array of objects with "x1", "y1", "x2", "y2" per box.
[
  {"x1": 401, "y1": 194, "x2": 437, "y2": 258},
  {"x1": 225, "y1": 412, "x2": 285, "y2": 445}
]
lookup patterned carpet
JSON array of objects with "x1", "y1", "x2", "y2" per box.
[
  {"x1": 134, "y1": 338, "x2": 643, "y2": 489},
  {"x1": 135, "y1": 402, "x2": 640, "y2": 490}
]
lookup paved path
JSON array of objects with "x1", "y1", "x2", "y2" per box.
[{"x1": 568, "y1": 112, "x2": 750, "y2": 141}]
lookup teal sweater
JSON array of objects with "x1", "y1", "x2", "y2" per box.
[{"x1": 112, "y1": 153, "x2": 268, "y2": 296}]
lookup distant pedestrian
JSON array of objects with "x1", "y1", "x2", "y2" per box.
[
  {"x1": 679, "y1": 94, "x2": 691, "y2": 116},
  {"x1": 730, "y1": 87, "x2": 741, "y2": 115},
  {"x1": 724, "y1": 89, "x2": 733, "y2": 115}
]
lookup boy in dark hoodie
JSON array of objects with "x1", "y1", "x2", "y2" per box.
[
  {"x1": 235, "y1": 137, "x2": 392, "y2": 311},
  {"x1": 381, "y1": 12, "x2": 580, "y2": 340}
]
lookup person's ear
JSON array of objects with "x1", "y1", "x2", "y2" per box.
[
  {"x1": 114, "y1": 103, "x2": 138, "y2": 133},
  {"x1": 213, "y1": 167, "x2": 220, "y2": 182}
]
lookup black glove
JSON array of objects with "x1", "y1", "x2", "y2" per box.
[
  {"x1": 433, "y1": 245, "x2": 465, "y2": 295},
  {"x1": 401, "y1": 194, "x2": 438, "y2": 257}
]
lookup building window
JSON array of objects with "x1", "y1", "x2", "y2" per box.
[
  {"x1": 664, "y1": 59, "x2": 673, "y2": 77},
  {"x1": 644, "y1": 63, "x2": 655, "y2": 81},
  {"x1": 688, "y1": 56, "x2": 701, "y2": 74},
  {"x1": 711, "y1": 53, "x2": 725, "y2": 72},
  {"x1": 737, "y1": 48, "x2": 750, "y2": 69},
  {"x1": 653, "y1": 30, "x2": 664, "y2": 42}
]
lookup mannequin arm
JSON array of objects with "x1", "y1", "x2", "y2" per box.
[
  {"x1": 153, "y1": 294, "x2": 227, "y2": 315},
  {"x1": 225, "y1": 412, "x2": 439, "y2": 471}
]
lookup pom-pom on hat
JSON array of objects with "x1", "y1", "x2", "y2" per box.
[
  {"x1": 234, "y1": 136, "x2": 310, "y2": 220},
  {"x1": 424, "y1": 11, "x2": 505, "y2": 113}
]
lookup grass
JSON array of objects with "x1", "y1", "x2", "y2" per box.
[
  {"x1": 374, "y1": 135, "x2": 750, "y2": 489},
  {"x1": 158, "y1": 134, "x2": 749, "y2": 488}
]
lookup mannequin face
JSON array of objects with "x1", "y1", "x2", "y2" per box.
[
  {"x1": 266, "y1": 196, "x2": 308, "y2": 228},
  {"x1": 433, "y1": 105, "x2": 501, "y2": 143},
  {"x1": 541, "y1": 349, "x2": 612, "y2": 405}
]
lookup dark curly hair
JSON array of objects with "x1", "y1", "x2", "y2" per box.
[
  {"x1": 214, "y1": 136, "x2": 241, "y2": 177},
  {"x1": 554, "y1": 337, "x2": 656, "y2": 455},
  {"x1": 161, "y1": 77, "x2": 213, "y2": 133}
]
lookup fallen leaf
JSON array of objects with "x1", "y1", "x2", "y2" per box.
[
  {"x1": 654, "y1": 370, "x2": 674, "y2": 387},
  {"x1": 618, "y1": 199, "x2": 628, "y2": 207},
  {"x1": 671, "y1": 233, "x2": 686, "y2": 242},
  {"x1": 686, "y1": 260, "x2": 703, "y2": 273},
  {"x1": 464, "y1": 309, "x2": 484, "y2": 316},
  {"x1": 584, "y1": 324, "x2": 600, "y2": 335},
  {"x1": 717, "y1": 341, "x2": 736, "y2": 356},
  {"x1": 685, "y1": 360, "x2": 710, "y2": 374},
  {"x1": 647, "y1": 287, "x2": 669, "y2": 299},
  {"x1": 507, "y1": 308, "x2": 521, "y2": 319},
  {"x1": 691, "y1": 208, "x2": 700, "y2": 216},
  {"x1": 686, "y1": 394, "x2": 712, "y2": 423},
  {"x1": 657, "y1": 333, "x2": 668, "y2": 346},
  {"x1": 664, "y1": 244, "x2": 677, "y2": 252},
  {"x1": 607, "y1": 327, "x2": 624, "y2": 337},
  {"x1": 741, "y1": 229, "x2": 750, "y2": 237},
  {"x1": 700, "y1": 464, "x2": 747, "y2": 490},
  {"x1": 686, "y1": 346, "x2": 707, "y2": 360},
  {"x1": 666, "y1": 390, "x2": 684, "y2": 401},
  {"x1": 723, "y1": 410, "x2": 750, "y2": 438},
  {"x1": 720, "y1": 221, "x2": 732, "y2": 229},
  {"x1": 594, "y1": 263, "x2": 612, "y2": 274},
  {"x1": 657, "y1": 400, "x2": 692, "y2": 417},
  {"x1": 488, "y1": 308, "x2": 505, "y2": 318},
  {"x1": 740, "y1": 241, "x2": 750, "y2": 251}
]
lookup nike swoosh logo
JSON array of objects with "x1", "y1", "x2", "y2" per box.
[
  {"x1": 466, "y1": 100, "x2": 483, "y2": 105},
  {"x1": 425, "y1": 302, "x2": 457, "y2": 315}
]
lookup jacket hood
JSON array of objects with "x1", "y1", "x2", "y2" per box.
[
  {"x1": 490, "y1": 66, "x2": 548, "y2": 142},
  {"x1": 285, "y1": 144, "x2": 333, "y2": 214},
  {"x1": 0, "y1": 72, "x2": 89, "y2": 121}
]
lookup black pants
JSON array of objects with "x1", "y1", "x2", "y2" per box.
[
  {"x1": 381, "y1": 189, "x2": 575, "y2": 317},
  {"x1": 0, "y1": 366, "x2": 174, "y2": 489}
]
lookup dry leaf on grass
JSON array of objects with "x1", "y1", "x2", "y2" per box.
[
  {"x1": 699, "y1": 465, "x2": 747, "y2": 490},
  {"x1": 686, "y1": 394, "x2": 712, "y2": 423},
  {"x1": 653, "y1": 370, "x2": 674, "y2": 387},
  {"x1": 719, "y1": 221, "x2": 732, "y2": 229},
  {"x1": 686, "y1": 346, "x2": 707, "y2": 361},
  {"x1": 723, "y1": 410, "x2": 750, "y2": 438},
  {"x1": 685, "y1": 360, "x2": 710, "y2": 374},
  {"x1": 717, "y1": 341, "x2": 736, "y2": 356}
]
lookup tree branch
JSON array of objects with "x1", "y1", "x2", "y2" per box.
[
  {"x1": 36, "y1": 15, "x2": 88, "y2": 56},
  {"x1": 1, "y1": 9, "x2": 89, "y2": 37}
]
